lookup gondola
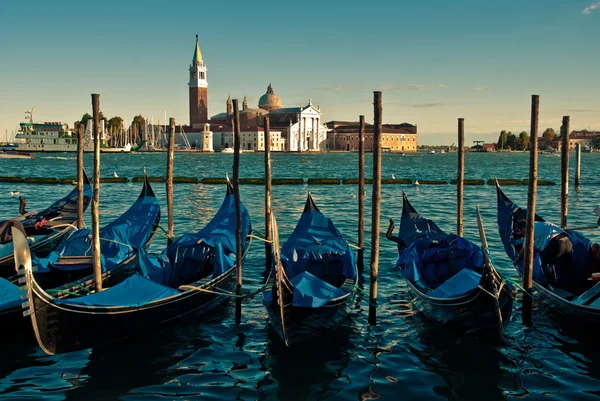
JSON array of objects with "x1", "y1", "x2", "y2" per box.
[
  {"x1": 263, "y1": 193, "x2": 358, "y2": 346},
  {"x1": 0, "y1": 175, "x2": 160, "y2": 335},
  {"x1": 393, "y1": 191, "x2": 514, "y2": 340},
  {"x1": 0, "y1": 171, "x2": 92, "y2": 276},
  {"x1": 496, "y1": 182, "x2": 600, "y2": 322},
  {"x1": 16, "y1": 182, "x2": 251, "y2": 355}
]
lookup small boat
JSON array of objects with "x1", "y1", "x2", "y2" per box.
[
  {"x1": 263, "y1": 193, "x2": 358, "y2": 346},
  {"x1": 221, "y1": 147, "x2": 234, "y2": 153},
  {"x1": 392, "y1": 192, "x2": 514, "y2": 340},
  {"x1": 496, "y1": 182, "x2": 600, "y2": 322},
  {"x1": 544, "y1": 147, "x2": 557, "y2": 154},
  {"x1": 101, "y1": 143, "x2": 132, "y2": 153},
  {"x1": 0, "y1": 172, "x2": 92, "y2": 275},
  {"x1": 0, "y1": 150, "x2": 35, "y2": 159},
  {"x1": 0, "y1": 175, "x2": 160, "y2": 331},
  {"x1": 17, "y1": 182, "x2": 251, "y2": 354},
  {"x1": 429, "y1": 150, "x2": 436, "y2": 154}
]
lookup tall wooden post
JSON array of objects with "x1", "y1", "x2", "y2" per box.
[
  {"x1": 264, "y1": 117, "x2": 272, "y2": 270},
  {"x1": 358, "y1": 115, "x2": 366, "y2": 274},
  {"x1": 77, "y1": 123, "x2": 85, "y2": 229},
  {"x1": 523, "y1": 94, "x2": 539, "y2": 326},
  {"x1": 369, "y1": 92, "x2": 382, "y2": 326},
  {"x1": 560, "y1": 116, "x2": 570, "y2": 228},
  {"x1": 232, "y1": 99, "x2": 243, "y2": 324},
  {"x1": 457, "y1": 118, "x2": 465, "y2": 237},
  {"x1": 575, "y1": 143, "x2": 581, "y2": 186},
  {"x1": 166, "y1": 118, "x2": 176, "y2": 244},
  {"x1": 91, "y1": 94, "x2": 102, "y2": 292}
]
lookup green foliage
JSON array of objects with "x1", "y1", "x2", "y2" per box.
[
  {"x1": 542, "y1": 128, "x2": 556, "y2": 141},
  {"x1": 80, "y1": 113, "x2": 92, "y2": 127},
  {"x1": 515, "y1": 131, "x2": 529, "y2": 151},
  {"x1": 497, "y1": 130, "x2": 508, "y2": 150},
  {"x1": 593, "y1": 136, "x2": 600, "y2": 150},
  {"x1": 506, "y1": 131, "x2": 516, "y2": 150}
]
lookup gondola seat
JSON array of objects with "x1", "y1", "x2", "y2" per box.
[
  {"x1": 429, "y1": 268, "x2": 481, "y2": 298},
  {"x1": 420, "y1": 245, "x2": 472, "y2": 289},
  {"x1": 290, "y1": 271, "x2": 345, "y2": 308},
  {"x1": 0, "y1": 277, "x2": 21, "y2": 310},
  {"x1": 305, "y1": 254, "x2": 347, "y2": 288}
]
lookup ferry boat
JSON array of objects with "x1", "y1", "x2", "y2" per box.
[{"x1": 14, "y1": 109, "x2": 121, "y2": 153}]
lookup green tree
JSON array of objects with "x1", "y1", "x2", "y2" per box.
[
  {"x1": 593, "y1": 136, "x2": 600, "y2": 150},
  {"x1": 107, "y1": 116, "x2": 124, "y2": 146},
  {"x1": 542, "y1": 128, "x2": 556, "y2": 141},
  {"x1": 506, "y1": 131, "x2": 516, "y2": 150},
  {"x1": 80, "y1": 113, "x2": 92, "y2": 127},
  {"x1": 497, "y1": 130, "x2": 508, "y2": 150},
  {"x1": 515, "y1": 131, "x2": 529, "y2": 150}
]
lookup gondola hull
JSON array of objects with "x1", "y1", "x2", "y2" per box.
[
  {"x1": 24, "y1": 266, "x2": 236, "y2": 355},
  {"x1": 263, "y1": 276, "x2": 356, "y2": 346},
  {"x1": 406, "y1": 274, "x2": 514, "y2": 338}
]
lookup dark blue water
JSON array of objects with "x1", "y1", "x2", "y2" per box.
[{"x1": 1, "y1": 152, "x2": 599, "y2": 400}]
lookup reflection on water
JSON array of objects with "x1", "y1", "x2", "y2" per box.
[{"x1": 1, "y1": 152, "x2": 600, "y2": 400}]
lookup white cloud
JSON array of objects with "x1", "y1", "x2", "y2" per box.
[
  {"x1": 470, "y1": 85, "x2": 487, "y2": 91},
  {"x1": 583, "y1": 1, "x2": 600, "y2": 14}
]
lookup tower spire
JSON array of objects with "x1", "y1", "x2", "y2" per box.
[{"x1": 192, "y1": 35, "x2": 203, "y2": 64}]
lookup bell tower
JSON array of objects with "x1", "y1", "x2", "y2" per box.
[{"x1": 189, "y1": 35, "x2": 208, "y2": 128}]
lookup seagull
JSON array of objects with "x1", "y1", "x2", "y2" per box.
[
  {"x1": 113, "y1": 171, "x2": 119, "y2": 178},
  {"x1": 415, "y1": 180, "x2": 420, "y2": 187},
  {"x1": 392, "y1": 173, "x2": 396, "y2": 180},
  {"x1": 9, "y1": 191, "x2": 19, "y2": 196}
]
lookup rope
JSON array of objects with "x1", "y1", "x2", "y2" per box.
[
  {"x1": 248, "y1": 234, "x2": 272, "y2": 243},
  {"x1": 46, "y1": 289, "x2": 82, "y2": 297},
  {"x1": 179, "y1": 284, "x2": 264, "y2": 299}
]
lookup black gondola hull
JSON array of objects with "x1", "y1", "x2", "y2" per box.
[
  {"x1": 406, "y1": 275, "x2": 514, "y2": 339},
  {"x1": 263, "y1": 287, "x2": 355, "y2": 346}
]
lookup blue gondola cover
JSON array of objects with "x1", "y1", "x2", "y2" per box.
[
  {"x1": 59, "y1": 274, "x2": 179, "y2": 307},
  {"x1": 0, "y1": 278, "x2": 21, "y2": 311}
]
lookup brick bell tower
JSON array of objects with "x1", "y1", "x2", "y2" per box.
[{"x1": 189, "y1": 35, "x2": 208, "y2": 128}]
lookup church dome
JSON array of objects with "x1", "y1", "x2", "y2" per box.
[{"x1": 258, "y1": 84, "x2": 282, "y2": 111}]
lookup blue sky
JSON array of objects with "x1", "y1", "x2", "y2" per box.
[{"x1": 0, "y1": 0, "x2": 599, "y2": 145}]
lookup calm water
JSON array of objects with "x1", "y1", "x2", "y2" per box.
[{"x1": 1, "y1": 151, "x2": 600, "y2": 401}]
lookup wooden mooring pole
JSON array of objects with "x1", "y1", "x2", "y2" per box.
[
  {"x1": 232, "y1": 99, "x2": 243, "y2": 324},
  {"x1": 264, "y1": 117, "x2": 272, "y2": 270},
  {"x1": 575, "y1": 143, "x2": 581, "y2": 187},
  {"x1": 358, "y1": 115, "x2": 365, "y2": 274},
  {"x1": 91, "y1": 94, "x2": 102, "y2": 292},
  {"x1": 369, "y1": 92, "x2": 382, "y2": 326},
  {"x1": 166, "y1": 118, "x2": 176, "y2": 244},
  {"x1": 560, "y1": 116, "x2": 570, "y2": 228},
  {"x1": 77, "y1": 123, "x2": 85, "y2": 229},
  {"x1": 457, "y1": 118, "x2": 465, "y2": 237},
  {"x1": 523, "y1": 94, "x2": 539, "y2": 326}
]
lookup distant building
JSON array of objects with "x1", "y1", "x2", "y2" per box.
[
  {"x1": 547, "y1": 130, "x2": 600, "y2": 151},
  {"x1": 211, "y1": 85, "x2": 328, "y2": 151},
  {"x1": 326, "y1": 121, "x2": 417, "y2": 152},
  {"x1": 482, "y1": 143, "x2": 496, "y2": 152}
]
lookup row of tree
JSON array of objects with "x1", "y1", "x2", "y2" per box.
[
  {"x1": 76, "y1": 113, "x2": 148, "y2": 146},
  {"x1": 496, "y1": 130, "x2": 531, "y2": 151}
]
